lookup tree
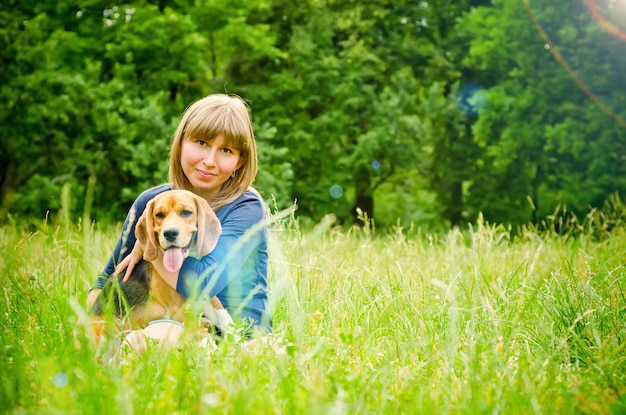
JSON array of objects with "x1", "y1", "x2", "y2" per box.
[
  {"x1": 410, "y1": 0, "x2": 491, "y2": 228},
  {"x1": 462, "y1": 0, "x2": 626, "y2": 225},
  {"x1": 0, "y1": 0, "x2": 293, "y2": 222},
  {"x1": 236, "y1": 0, "x2": 432, "y2": 224}
]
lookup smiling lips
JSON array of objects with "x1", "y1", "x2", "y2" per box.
[{"x1": 196, "y1": 169, "x2": 216, "y2": 179}]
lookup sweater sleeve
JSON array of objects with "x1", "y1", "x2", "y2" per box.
[
  {"x1": 91, "y1": 185, "x2": 170, "y2": 290},
  {"x1": 176, "y1": 195, "x2": 267, "y2": 300}
]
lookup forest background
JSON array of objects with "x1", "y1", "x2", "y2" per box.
[{"x1": 2, "y1": 0, "x2": 626, "y2": 231}]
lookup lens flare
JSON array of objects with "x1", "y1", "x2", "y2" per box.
[
  {"x1": 586, "y1": 0, "x2": 626, "y2": 42},
  {"x1": 523, "y1": 0, "x2": 626, "y2": 128}
]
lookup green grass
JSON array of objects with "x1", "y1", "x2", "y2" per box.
[{"x1": 1, "y1": 216, "x2": 625, "y2": 414}]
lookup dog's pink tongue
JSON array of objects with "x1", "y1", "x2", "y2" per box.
[{"x1": 163, "y1": 248, "x2": 184, "y2": 273}]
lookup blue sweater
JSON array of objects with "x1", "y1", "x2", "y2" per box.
[{"x1": 93, "y1": 184, "x2": 271, "y2": 331}]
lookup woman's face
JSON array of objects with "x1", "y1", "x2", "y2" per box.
[{"x1": 180, "y1": 134, "x2": 242, "y2": 202}]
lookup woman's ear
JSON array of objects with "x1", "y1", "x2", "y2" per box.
[
  {"x1": 135, "y1": 200, "x2": 159, "y2": 261},
  {"x1": 194, "y1": 196, "x2": 222, "y2": 257}
]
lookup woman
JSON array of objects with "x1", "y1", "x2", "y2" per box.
[{"x1": 87, "y1": 94, "x2": 270, "y2": 343}]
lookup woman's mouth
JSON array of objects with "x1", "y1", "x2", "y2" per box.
[{"x1": 197, "y1": 170, "x2": 216, "y2": 179}]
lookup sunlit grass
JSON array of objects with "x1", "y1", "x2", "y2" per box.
[{"x1": 1, "y1": 215, "x2": 625, "y2": 414}]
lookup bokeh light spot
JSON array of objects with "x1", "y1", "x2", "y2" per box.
[
  {"x1": 329, "y1": 185, "x2": 344, "y2": 199},
  {"x1": 457, "y1": 83, "x2": 487, "y2": 117},
  {"x1": 52, "y1": 372, "x2": 68, "y2": 388}
]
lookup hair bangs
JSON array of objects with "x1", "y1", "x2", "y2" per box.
[{"x1": 185, "y1": 105, "x2": 251, "y2": 153}]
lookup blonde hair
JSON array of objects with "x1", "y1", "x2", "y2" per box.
[{"x1": 169, "y1": 94, "x2": 258, "y2": 211}]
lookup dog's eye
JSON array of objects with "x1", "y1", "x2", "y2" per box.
[
  {"x1": 180, "y1": 209, "x2": 192, "y2": 218},
  {"x1": 155, "y1": 212, "x2": 165, "y2": 219}
]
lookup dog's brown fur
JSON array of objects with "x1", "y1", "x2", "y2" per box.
[{"x1": 92, "y1": 190, "x2": 223, "y2": 334}]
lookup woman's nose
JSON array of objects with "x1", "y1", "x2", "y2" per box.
[{"x1": 202, "y1": 149, "x2": 216, "y2": 165}]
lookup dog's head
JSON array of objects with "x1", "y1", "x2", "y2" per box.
[{"x1": 135, "y1": 190, "x2": 222, "y2": 272}]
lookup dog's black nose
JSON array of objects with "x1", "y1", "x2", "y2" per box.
[{"x1": 163, "y1": 229, "x2": 179, "y2": 242}]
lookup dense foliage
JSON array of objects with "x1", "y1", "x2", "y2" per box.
[{"x1": 2, "y1": 0, "x2": 626, "y2": 229}]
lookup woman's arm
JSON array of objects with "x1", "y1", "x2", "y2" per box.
[
  {"x1": 90, "y1": 207, "x2": 139, "y2": 290},
  {"x1": 177, "y1": 196, "x2": 267, "y2": 300},
  {"x1": 86, "y1": 207, "x2": 139, "y2": 308},
  {"x1": 90, "y1": 185, "x2": 170, "y2": 290}
]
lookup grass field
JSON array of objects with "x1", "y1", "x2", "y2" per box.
[{"x1": 1, "y1": 214, "x2": 625, "y2": 414}]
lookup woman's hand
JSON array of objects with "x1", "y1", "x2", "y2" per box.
[
  {"x1": 111, "y1": 241, "x2": 179, "y2": 290},
  {"x1": 112, "y1": 240, "x2": 144, "y2": 282}
]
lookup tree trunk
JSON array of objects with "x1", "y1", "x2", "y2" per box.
[
  {"x1": 447, "y1": 180, "x2": 463, "y2": 228},
  {"x1": 352, "y1": 165, "x2": 374, "y2": 225},
  {"x1": 0, "y1": 160, "x2": 16, "y2": 211}
]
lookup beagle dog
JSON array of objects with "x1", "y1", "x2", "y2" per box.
[{"x1": 92, "y1": 190, "x2": 227, "y2": 334}]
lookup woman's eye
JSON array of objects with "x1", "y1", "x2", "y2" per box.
[
  {"x1": 180, "y1": 210, "x2": 192, "y2": 218},
  {"x1": 197, "y1": 140, "x2": 208, "y2": 146},
  {"x1": 223, "y1": 147, "x2": 240, "y2": 155}
]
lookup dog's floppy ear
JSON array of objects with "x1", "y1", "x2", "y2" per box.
[
  {"x1": 135, "y1": 199, "x2": 160, "y2": 261},
  {"x1": 194, "y1": 195, "x2": 222, "y2": 258}
]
